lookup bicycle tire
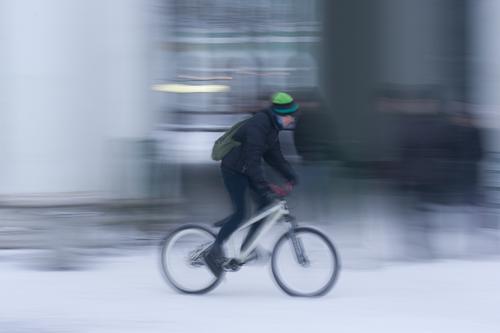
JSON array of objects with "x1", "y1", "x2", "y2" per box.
[
  {"x1": 159, "y1": 224, "x2": 224, "y2": 294},
  {"x1": 271, "y1": 227, "x2": 340, "y2": 297}
]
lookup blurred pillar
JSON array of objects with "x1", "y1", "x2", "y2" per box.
[
  {"x1": 470, "y1": 0, "x2": 500, "y2": 236},
  {"x1": 0, "y1": 0, "x2": 153, "y2": 200},
  {"x1": 321, "y1": 0, "x2": 469, "y2": 262},
  {"x1": 322, "y1": 0, "x2": 467, "y2": 161},
  {"x1": 376, "y1": 0, "x2": 465, "y2": 88},
  {"x1": 470, "y1": 0, "x2": 500, "y2": 137},
  {"x1": 321, "y1": 0, "x2": 378, "y2": 161}
]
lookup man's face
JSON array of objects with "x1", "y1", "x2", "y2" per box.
[
  {"x1": 275, "y1": 112, "x2": 299, "y2": 130},
  {"x1": 281, "y1": 115, "x2": 296, "y2": 128}
]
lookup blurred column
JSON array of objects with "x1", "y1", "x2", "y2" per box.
[
  {"x1": 322, "y1": 0, "x2": 468, "y2": 263},
  {"x1": 322, "y1": 0, "x2": 378, "y2": 161},
  {"x1": 470, "y1": 0, "x2": 500, "y2": 139},
  {"x1": 0, "y1": 0, "x2": 153, "y2": 200},
  {"x1": 470, "y1": 0, "x2": 500, "y2": 243},
  {"x1": 376, "y1": 0, "x2": 460, "y2": 87}
]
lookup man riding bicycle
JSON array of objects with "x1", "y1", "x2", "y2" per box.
[{"x1": 204, "y1": 92, "x2": 299, "y2": 277}]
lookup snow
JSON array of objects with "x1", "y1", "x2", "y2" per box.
[{"x1": 0, "y1": 249, "x2": 499, "y2": 333}]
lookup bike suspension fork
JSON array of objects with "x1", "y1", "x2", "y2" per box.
[{"x1": 286, "y1": 216, "x2": 310, "y2": 266}]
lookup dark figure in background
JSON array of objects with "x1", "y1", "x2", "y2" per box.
[
  {"x1": 448, "y1": 104, "x2": 484, "y2": 206},
  {"x1": 292, "y1": 89, "x2": 338, "y2": 224},
  {"x1": 204, "y1": 92, "x2": 299, "y2": 277},
  {"x1": 397, "y1": 93, "x2": 456, "y2": 259},
  {"x1": 293, "y1": 90, "x2": 336, "y2": 161},
  {"x1": 399, "y1": 105, "x2": 454, "y2": 205},
  {"x1": 446, "y1": 105, "x2": 486, "y2": 253}
]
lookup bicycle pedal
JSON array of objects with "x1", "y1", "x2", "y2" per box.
[{"x1": 223, "y1": 259, "x2": 242, "y2": 272}]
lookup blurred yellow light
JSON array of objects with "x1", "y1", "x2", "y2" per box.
[
  {"x1": 177, "y1": 75, "x2": 233, "y2": 80},
  {"x1": 152, "y1": 84, "x2": 230, "y2": 93}
]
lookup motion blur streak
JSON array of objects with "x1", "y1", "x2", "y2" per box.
[{"x1": 0, "y1": 0, "x2": 499, "y2": 332}]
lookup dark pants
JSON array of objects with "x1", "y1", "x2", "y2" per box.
[{"x1": 215, "y1": 167, "x2": 268, "y2": 250}]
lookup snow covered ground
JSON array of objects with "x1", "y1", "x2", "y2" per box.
[{"x1": 1, "y1": 248, "x2": 499, "y2": 333}]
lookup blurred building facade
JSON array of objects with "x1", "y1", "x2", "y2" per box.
[
  {"x1": 150, "y1": 0, "x2": 323, "y2": 213},
  {"x1": 1, "y1": 0, "x2": 500, "y2": 266},
  {"x1": 0, "y1": 0, "x2": 154, "y2": 203},
  {"x1": 1, "y1": 0, "x2": 500, "y2": 214}
]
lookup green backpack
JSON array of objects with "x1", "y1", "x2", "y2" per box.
[{"x1": 211, "y1": 120, "x2": 247, "y2": 161}]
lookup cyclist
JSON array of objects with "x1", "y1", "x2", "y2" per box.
[{"x1": 204, "y1": 92, "x2": 299, "y2": 277}]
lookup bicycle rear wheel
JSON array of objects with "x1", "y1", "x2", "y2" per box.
[
  {"x1": 160, "y1": 224, "x2": 224, "y2": 294},
  {"x1": 271, "y1": 227, "x2": 340, "y2": 297}
]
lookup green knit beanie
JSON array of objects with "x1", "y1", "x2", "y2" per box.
[{"x1": 271, "y1": 92, "x2": 299, "y2": 114}]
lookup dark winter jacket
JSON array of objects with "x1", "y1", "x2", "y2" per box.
[{"x1": 221, "y1": 109, "x2": 297, "y2": 195}]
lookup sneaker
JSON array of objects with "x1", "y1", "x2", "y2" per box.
[{"x1": 203, "y1": 243, "x2": 224, "y2": 278}]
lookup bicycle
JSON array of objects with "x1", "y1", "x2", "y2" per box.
[{"x1": 159, "y1": 199, "x2": 340, "y2": 297}]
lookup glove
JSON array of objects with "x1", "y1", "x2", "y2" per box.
[
  {"x1": 269, "y1": 183, "x2": 289, "y2": 197},
  {"x1": 283, "y1": 181, "x2": 294, "y2": 194}
]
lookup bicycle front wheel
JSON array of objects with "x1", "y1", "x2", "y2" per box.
[
  {"x1": 160, "y1": 224, "x2": 223, "y2": 294},
  {"x1": 271, "y1": 227, "x2": 340, "y2": 297}
]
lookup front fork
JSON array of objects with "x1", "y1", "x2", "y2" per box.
[{"x1": 285, "y1": 215, "x2": 310, "y2": 267}]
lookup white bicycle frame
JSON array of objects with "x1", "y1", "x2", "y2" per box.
[{"x1": 224, "y1": 200, "x2": 290, "y2": 262}]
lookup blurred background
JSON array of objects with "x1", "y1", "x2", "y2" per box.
[
  {"x1": 2, "y1": 1, "x2": 500, "y2": 332},
  {"x1": 0, "y1": 0, "x2": 499, "y2": 269}
]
